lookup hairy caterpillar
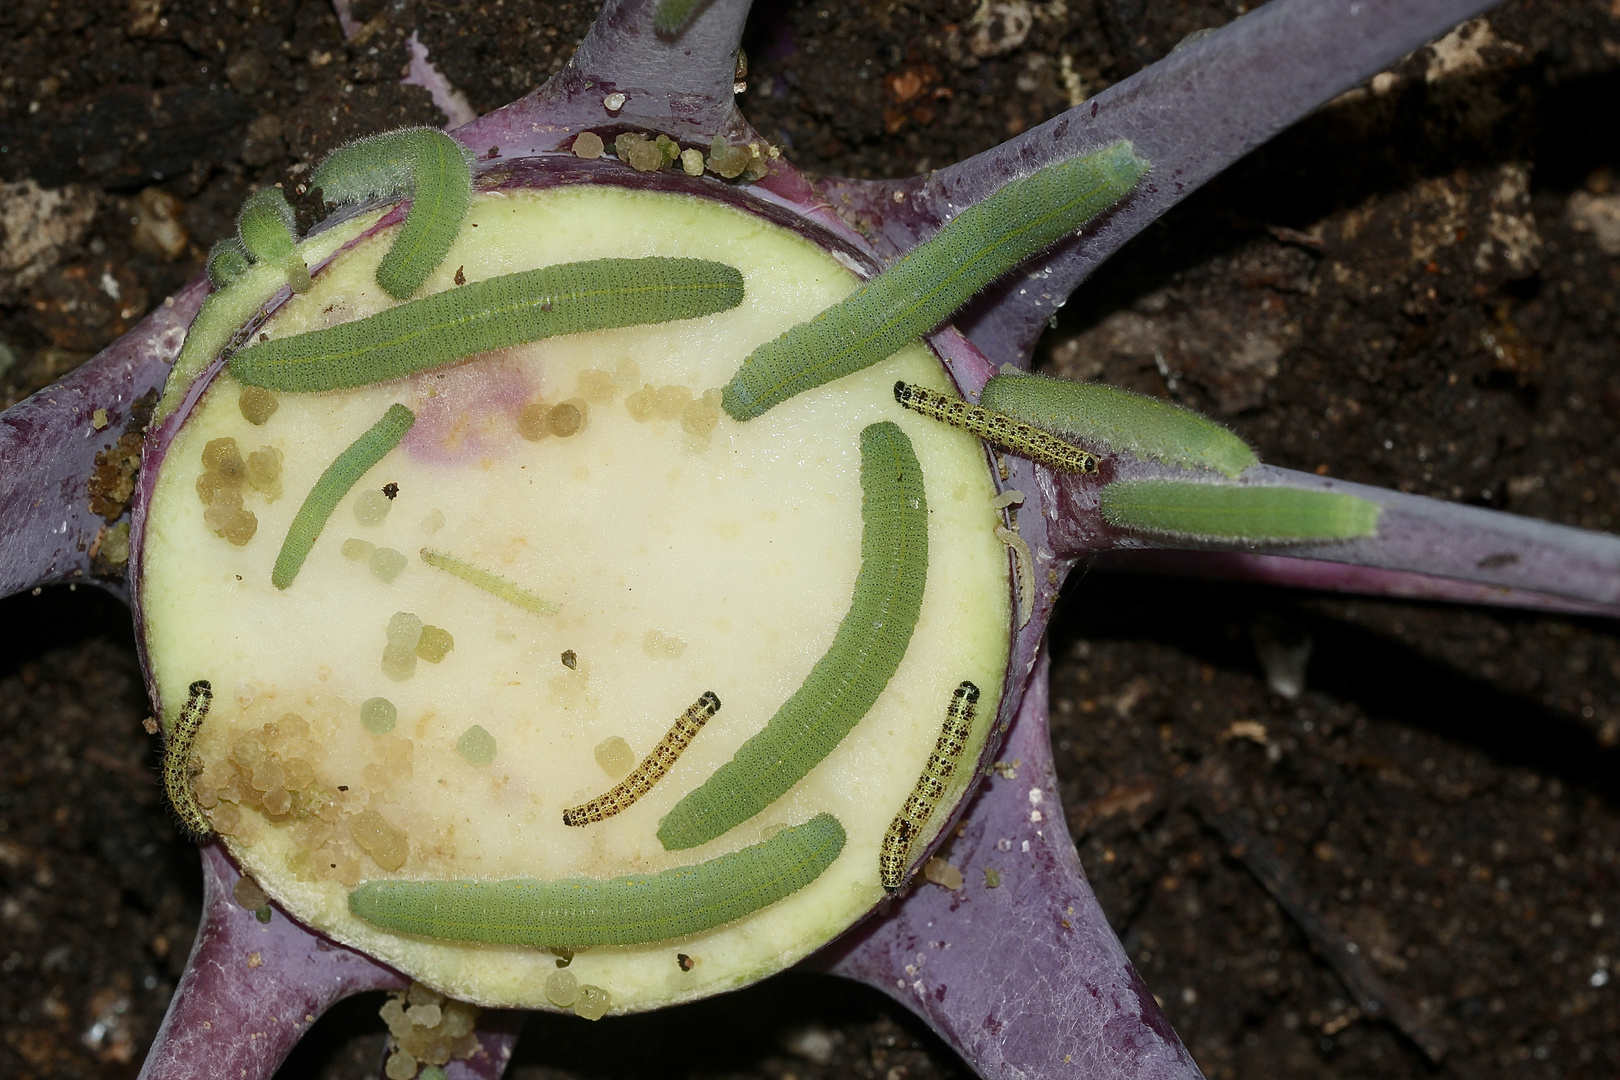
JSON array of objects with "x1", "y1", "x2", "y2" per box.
[
  {"x1": 272, "y1": 404, "x2": 416, "y2": 589},
  {"x1": 161, "y1": 680, "x2": 215, "y2": 840},
  {"x1": 207, "y1": 238, "x2": 251, "y2": 289},
  {"x1": 978, "y1": 371, "x2": 1258, "y2": 479},
  {"x1": 1099, "y1": 480, "x2": 1382, "y2": 541},
  {"x1": 311, "y1": 128, "x2": 475, "y2": 300},
  {"x1": 348, "y1": 812, "x2": 846, "y2": 947},
  {"x1": 236, "y1": 187, "x2": 312, "y2": 294},
  {"x1": 892, "y1": 381, "x2": 1098, "y2": 473},
  {"x1": 230, "y1": 258, "x2": 746, "y2": 394},
  {"x1": 419, "y1": 548, "x2": 559, "y2": 616},
  {"x1": 563, "y1": 691, "x2": 722, "y2": 826},
  {"x1": 657, "y1": 422, "x2": 928, "y2": 851},
  {"x1": 879, "y1": 681, "x2": 979, "y2": 893},
  {"x1": 721, "y1": 141, "x2": 1150, "y2": 420}
]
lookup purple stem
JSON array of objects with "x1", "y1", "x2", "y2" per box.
[
  {"x1": 138, "y1": 844, "x2": 520, "y2": 1080},
  {"x1": 454, "y1": 0, "x2": 757, "y2": 157},
  {"x1": 1037, "y1": 460, "x2": 1620, "y2": 615},
  {"x1": 819, "y1": 0, "x2": 1504, "y2": 369},
  {"x1": 814, "y1": 651, "x2": 1203, "y2": 1080},
  {"x1": 0, "y1": 278, "x2": 205, "y2": 601}
]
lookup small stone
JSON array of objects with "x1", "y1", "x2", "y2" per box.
[
  {"x1": 349, "y1": 808, "x2": 409, "y2": 871},
  {"x1": 247, "y1": 447, "x2": 283, "y2": 498},
  {"x1": 440, "y1": 1000, "x2": 477, "y2": 1037},
  {"x1": 218, "y1": 508, "x2": 258, "y2": 546},
  {"x1": 571, "y1": 131, "x2": 604, "y2": 159},
  {"x1": 261, "y1": 785, "x2": 292, "y2": 816},
  {"x1": 361, "y1": 697, "x2": 397, "y2": 734},
  {"x1": 382, "y1": 642, "x2": 418, "y2": 682},
  {"x1": 594, "y1": 736, "x2": 635, "y2": 778},
  {"x1": 548, "y1": 401, "x2": 584, "y2": 437},
  {"x1": 384, "y1": 1049, "x2": 417, "y2": 1080},
  {"x1": 405, "y1": 1002, "x2": 442, "y2": 1027},
  {"x1": 577, "y1": 369, "x2": 616, "y2": 402},
  {"x1": 516, "y1": 402, "x2": 550, "y2": 440},
  {"x1": 654, "y1": 134, "x2": 681, "y2": 167},
  {"x1": 456, "y1": 725, "x2": 496, "y2": 766},
  {"x1": 387, "y1": 611, "x2": 425, "y2": 647},
  {"x1": 680, "y1": 148, "x2": 705, "y2": 176},
  {"x1": 653, "y1": 384, "x2": 692, "y2": 421},
  {"x1": 707, "y1": 136, "x2": 751, "y2": 179},
  {"x1": 342, "y1": 538, "x2": 376, "y2": 561},
  {"x1": 415, "y1": 626, "x2": 454, "y2": 663},
  {"x1": 354, "y1": 489, "x2": 391, "y2": 526},
  {"x1": 624, "y1": 384, "x2": 657, "y2": 422},
  {"x1": 573, "y1": 984, "x2": 611, "y2": 1021},
  {"x1": 92, "y1": 407, "x2": 109, "y2": 429},
  {"x1": 204, "y1": 438, "x2": 248, "y2": 484},
  {"x1": 603, "y1": 92, "x2": 627, "y2": 112},
  {"x1": 560, "y1": 650, "x2": 578, "y2": 669},
  {"x1": 239, "y1": 386, "x2": 279, "y2": 425},
  {"x1": 370, "y1": 547, "x2": 407, "y2": 582},
  {"x1": 544, "y1": 968, "x2": 579, "y2": 1007},
  {"x1": 923, "y1": 856, "x2": 965, "y2": 891},
  {"x1": 615, "y1": 132, "x2": 664, "y2": 172},
  {"x1": 233, "y1": 875, "x2": 270, "y2": 910}
]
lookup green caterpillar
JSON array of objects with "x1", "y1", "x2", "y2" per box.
[
  {"x1": 978, "y1": 372, "x2": 1257, "y2": 478},
  {"x1": 348, "y1": 812, "x2": 846, "y2": 947},
  {"x1": 236, "y1": 187, "x2": 312, "y2": 294},
  {"x1": 1099, "y1": 480, "x2": 1381, "y2": 541},
  {"x1": 658, "y1": 421, "x2": 928, "y2": 851},
  {"x1": 272, "y1": 404, "x2": 416, "y2": 589},
  {"x1": 721, "y1": 141, "x2": 1150, "y2": 420},
  {"x1": 230, "y1": 258, "x2": 746, "y2": 394},
  {"x1": 311, "y1": 127, "x2": 475, "y2": 300},
  {"x1": 207, "y1": 238, "x2": 251, "y2": 289},
  {"x1": 419, "y1": 548, "x2": 559, "y2": 616}
]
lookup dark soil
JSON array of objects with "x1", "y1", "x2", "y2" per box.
[{"x1": 2, "y1": 1, "x2": 1618, "y2": 1078}]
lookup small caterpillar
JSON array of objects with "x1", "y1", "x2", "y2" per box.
[
  {"x1": 721, "y1": 141, "x2": 1150, "y2": 420},
  {"x1": 272, "y1": 404, "x2": 416, "y2": 589},
  {"x1": 161, "y1": 680, "x2": 215, "y2": 840},
  {"x1": 207, "y1": 238, "x2": 251, "y2": 288},
  {"x1": 658, "y1": 422, "x2": 929, "y2": 851},
  {"x1": 311, "y1": 127, "x2": 475, "y2": 299},
  {"x1": 563, "y1": 692, "x2": 722, "y2": 826},
  {"x1": 1099, "y1": 480, "x2": 1382, "y2": 541},
  {"x1": 892, "y1": 381, "x2": 1098, "y2": 473},
  {"x1": 230, "y1": 258, "x2": 746, "y2": 394},
  {"x1": 879, "y1": 681, "x2": 979, "y2": 893},
  {"x1": 978, "y1": 371, "x2": 1258, "y2": 478},
  {"x1": 236, "y1": 187, "x2": 312, "y2": 294},
  {"x1": 420, "y1": 548, "x2": 559, "y2": 616},
  {"x1": 348, "y1": 812, "x2": 846, "y2": 947}
]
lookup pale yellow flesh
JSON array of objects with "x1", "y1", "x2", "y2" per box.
[{"x1": 140, "y1": 185, "x2": 1011, "y2": 1012}]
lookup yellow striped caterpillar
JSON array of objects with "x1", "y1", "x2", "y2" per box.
[
  {"x1": 563, "y1": 691, "x2": 722, "y2": 826},
  {"x1": 892, "y1": 381, "x2": 1098, "y2": 473},
  {"x1": 161, "y1": 680, "x2": 215, "y2": 841},
  {"x1": 879, "y1": 680, "x2": 979, "y2": 893}
]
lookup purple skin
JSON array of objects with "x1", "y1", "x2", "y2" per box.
[{"x1": 7, "y1": 0, "x2": 1611, "y2": 1077}]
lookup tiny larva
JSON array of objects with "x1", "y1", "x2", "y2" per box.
[
  {"x1": 1099, "y1": 479, "x2": 1383, "y2": 541},
  {"x1": 658, "y1": 421, "x2": 929, "y2": 851},
  {"x1": 419, "y1": 548, "x2": 559, "y2": 616},
  {"x1": 892, "y1": 381, "x2": 1098, "y2": 474},
  {"x1": 563, "y1": 691, "x2": 722, "y2": 827},
  {"x1": 978, "y1": 371, "x2": 1258, "y2": 479},
  {"x1": 879, "y1": 680, "x2": 979, "y2": 893},
  {"x1": 271, "y1": 404, "x2": 416, "y2": 590},
  {"x1": 236, "y1": 187, "x2": 312, "y2": 294},
  {"x1": 348, "y1": 811, "x2": 847, "y2": 947},
  {"x1": 161, "y1": 679, "x2": 215, "y2": 841},
  {"x1": 721, "y1": 141, "x2": 1150, "y2": 420},
  {"x1": 230, "y1": 258, "x2": 746, "y2": 394},
  {"x1": 310, "y1": 127, "x2": 475, "y2": 300}
]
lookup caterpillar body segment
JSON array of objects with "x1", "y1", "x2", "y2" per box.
[{"x1": 563, "y1": 692, "x2": 722, "y2": 826}]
